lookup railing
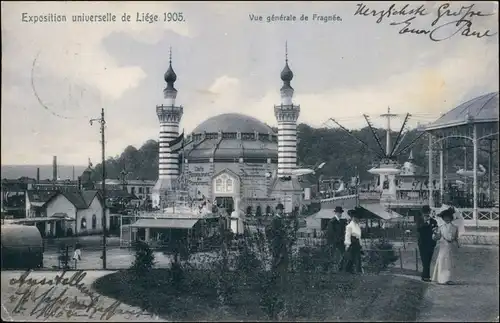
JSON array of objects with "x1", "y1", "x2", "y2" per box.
[
  {"x1": 430, "y1": 207, "x2": 499, "y2": 228},
  {"x1": 320, "y1": 194, "x2": 357, "y2": 203},
  {"x1": 380, "y1": 197, "x2": 429, "y2": 206},
  {"x1": 136, "y1": 207, "x2": 212, "y2": 219}
]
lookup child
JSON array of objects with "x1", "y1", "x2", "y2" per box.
[{"x1": 73, "y1": 242, "x2": 82, "y2": 261}]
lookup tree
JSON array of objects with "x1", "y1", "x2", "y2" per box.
[
  {"x1": 167, "y1": 229, "x2": 190, "y2": 288},
  {"x1": 130, "y1": 240, "x2": 155, "y2": 275},
  {"x1": 90, "y1": 124, "x2": 478, "y2": 182}
]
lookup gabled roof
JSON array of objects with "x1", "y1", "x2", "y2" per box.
[
  {"x1": 61, "y1": 191, "x2": 88, "y2": 209},
  {"x1": 26, "y1": 190, "x2": 59, "y2": 204},
  {"x1": 27, "y1": 189, "x2": 102, "y2": 210},
  {"x1": 212, "y1": 168, "x2": 240, "y2": 180}
]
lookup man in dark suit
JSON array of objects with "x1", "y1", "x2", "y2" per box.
[
  {"x1": 326, "y1": 206, "x2": 348, "y2": 271},
  {"x1": 266, "y1": 203, "x2": 289, "y2": 276},
  {"x1": 417, "y1": 205, "x2": 438, "y2": 282}
]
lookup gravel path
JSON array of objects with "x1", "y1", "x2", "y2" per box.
[{"x1": 404, "y1": 245, "x2": 499, "y2": 322}]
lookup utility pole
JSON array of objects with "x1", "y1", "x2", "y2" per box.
[
  {"x1": 355, "y1": 166, "x2": 359, "y2": 207},
  {"x1": 90, "y1": 108, "x2": 107, "y2": 270},
  {"x1": 380, "y1": 107, "x2": 398, "y2": 157}
]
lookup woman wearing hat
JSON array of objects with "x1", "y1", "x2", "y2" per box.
[
  {"x1": 342, "y1": 208, "x2": 363, "y2": 274},
  {"x1": 431, "y1": 207, "x2": 459, "y2": 285}
]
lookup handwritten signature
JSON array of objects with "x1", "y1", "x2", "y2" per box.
[
  {"x1": 7, "y1": 270, "x2": 154, "y2": 320},
  {"x1": 354, "y1": 2, "x2": 497, "y2": 42}
]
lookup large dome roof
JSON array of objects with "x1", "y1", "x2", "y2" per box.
[
  {"x1": 185, "y1": 113, "x2": 278, "y2": 161},
  {"x1": 425, "y1": 92, "x2": 499, "y2": 131},
  {"x1": 192, "y1": 113, "x2": 274, "y2": 134}
]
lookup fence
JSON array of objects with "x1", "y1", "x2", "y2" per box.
[
  {"x1": 35, "y1": 222, "x2": 425, "y2": 274},
  {"x1": 33, "y1": 216, "x2": 496, "y2": 271}
]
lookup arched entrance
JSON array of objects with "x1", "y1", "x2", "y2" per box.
[
  {"x1": 212, "y1": 170, "x2": 240, "y2": 214},
  {"x1": 215, "y1": 196, "x2": 234, "y2": 214}
]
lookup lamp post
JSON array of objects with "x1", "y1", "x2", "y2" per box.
[{"x1": 90, "y1": 107, "x2": 107, "y2": 270}]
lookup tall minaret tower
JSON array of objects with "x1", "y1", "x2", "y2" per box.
[
  {"x1": 275, "y1": 42, "x2": 300, "y2": 177},
  {"x1": 152, "y1": 48, "x2": 184, "y2": 209}
]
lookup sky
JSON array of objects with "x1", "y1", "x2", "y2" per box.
[{"x1": 1, "y1": 1, "x2": 498, "y2": 166}]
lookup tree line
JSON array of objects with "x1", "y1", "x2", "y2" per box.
[{"x1": 90, "y1": 124, "x2": 494, "y2": 182}]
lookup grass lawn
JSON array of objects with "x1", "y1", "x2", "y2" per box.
[{"x1": 92, "y1": 269, "x2": 428, "y2": 321}]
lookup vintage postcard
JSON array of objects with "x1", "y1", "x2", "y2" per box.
[{"x1": 1, "y1": 1, "x2": 498, "y2": 322}]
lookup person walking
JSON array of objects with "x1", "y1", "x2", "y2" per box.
[
  {"x1": 72, "y1": 242, "x2": 82, "y2": 262},
  {"x1": 326, "y1": 206, "x2": 348, "y2": 271},
  {"x1": 342, "y1": 208, "x2": 363, "y2": 274},
  {"x1": 266, "y1": 203, "x2": 289, "y2": 281},
  {"x1": 432, "y1": 207, "x2": 460, "y2": 285},
  {"x1": 417, "y1": 205, "x2": 438, "y2": 282}
]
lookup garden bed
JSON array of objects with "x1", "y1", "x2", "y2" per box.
[{"x1": 93, "y1": 268, "x2": 428, "y2": 321}]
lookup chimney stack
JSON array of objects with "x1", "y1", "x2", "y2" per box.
[
  {"x1": 53, "y1": 156, "x2": 57, "y2": 181},
  {"x1": 36, "y1": 167, "x2": 40, "y2": 184}
]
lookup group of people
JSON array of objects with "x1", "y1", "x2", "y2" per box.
[
  {"x1": 417, "y1": 205, "x2": 460, "y2": 285},
  {"x1": 267, "y1": 201, "x2": 462, "y2": 282},
  {"x1": 266, "y1": 202, "x2": 366, "y2": 275},
  {"x1": 325, "y1": 206, "x2": 365, "y2": 274}
]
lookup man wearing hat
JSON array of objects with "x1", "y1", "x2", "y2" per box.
[
  {"x1": 342, "y1": 207, "x2": 363, "y2": 274},
  {"x1": 266, "y1": 203, "x2": 289, "y2": 277},
  {"x1": 417, "y1": 205, "x2": 438, "y2": 282},
  {"x1": 326, "y1": 206, "x2": 348, "y2": 270}
]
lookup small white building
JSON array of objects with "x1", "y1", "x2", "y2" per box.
[{"x1": 22, "y1": 190, "x2": 110, "y2": 237}]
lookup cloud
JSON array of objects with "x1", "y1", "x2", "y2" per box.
[
  {"x1": 177, "y1": 36, "x2": 498, "y2": 134},
  {"x1": 1, "y1": 1, "x2": 497, "y2": 166},
  {"x1": 1, "y1": 1, "x2": 191, "y2": 101},
  {"x1": 249, "y1": 39, "x2": 497, "y2": 131}
]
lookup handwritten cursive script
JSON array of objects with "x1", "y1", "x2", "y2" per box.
[
  {"x1": 354, "y1": 2, "x2": 497, "y2": 42},
  {"x1": 7, "y1": 270, "x2": 154, "y2": 320},
  {"x1": 354, "y1": 3, "x2": 429, "y2": 24}
]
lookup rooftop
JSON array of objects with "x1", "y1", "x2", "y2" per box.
[
  {"x1": 425, "y1": 92, "x2": 499, "y2": 131},
  {"x1": 192, "y1": 113, "x2": 275, "y2": 135}
]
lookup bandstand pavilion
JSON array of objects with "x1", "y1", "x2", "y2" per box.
[{"x1": 424, "y1": 91, "x2": 499, "y2": 229}]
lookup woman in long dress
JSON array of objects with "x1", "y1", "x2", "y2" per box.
[
  {"x1": 342, "y1": 208, "x2": 363, "y2": 274},
  {"x1": 431, "y1": 207, "x2": 459, "y2": 285}
]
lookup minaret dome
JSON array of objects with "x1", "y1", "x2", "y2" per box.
[{"x1": 164, "y1": 47, "x2": 177, "y2": 84}]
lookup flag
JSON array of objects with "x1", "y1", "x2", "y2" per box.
[{"x1": 167, "y1": 131, "x2": 184, "y2": 153}]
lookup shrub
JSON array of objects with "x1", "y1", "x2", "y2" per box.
[
  {"x1": 257, "y1": 273, "x2": 284, "y2": 320},
  {"x1": 235, "y1": 242, "x2": 262, "y2": 275},
  {"x1": 130, "y1": 240, "x2": 155, "y2": 275},
  {"x1": 363, "y1": 238, "x2": 399, "y2": 273},
  {"x1": 295, "y1": 245, "x2": 332, "y2": 273}
]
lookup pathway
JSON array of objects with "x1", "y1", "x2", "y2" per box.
[{"x1": 394, "y1": 244, "x2": 499, "y2": 322}]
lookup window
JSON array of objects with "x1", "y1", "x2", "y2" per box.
[
  {"x1": 215, "y1": 178, "x2": 223, "y2": 192},
  {"x1": 146, "y1": 187, "x2": 150, "y2": 194},
  {"x1": 81, "y1": 218, "x2": 87, "y2": 230},
  {"x1": 139, "y1": 187, "x2": 143, "y2": 194},
  {"x1": 226, "y1": 179, "x2": 233, "y2": 193},
  {"x1": 92, "y1": 214, "x2": 97, "y2": 229},
  {"x1": 131, "y1": 187, "x2": 136, "y2": 195},
  {"x1": 214, "y1": 174, "x2": 236, "y2": 194}
]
